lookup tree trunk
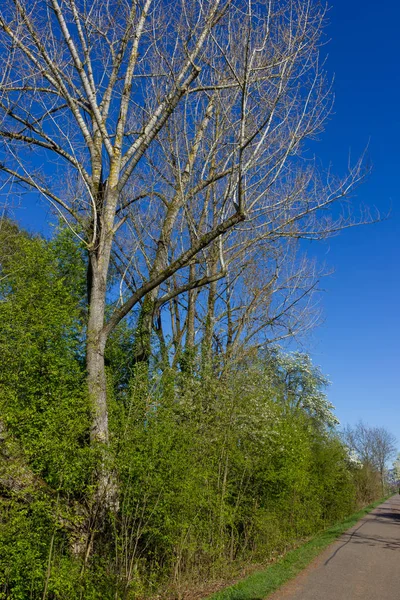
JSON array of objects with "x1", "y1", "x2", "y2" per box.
[
  {"x1": 186, "y1": 262, "x2": 197, "y2": 352},
  {"x1": 380, "y1": 468, "x2": 385, "y2": 497},
  {"x1": 202, "y1": 243, "x2": 218, "y2": 369},
  {"x1": 86, "y1": 253, "x2": 118, "y2": 510},
  {"x1": 181, "y1": 262, "x2": 197, "y2": 372},
  {"x1": 133, "y1": 217, "x2": 176, "y2": 365},
  {"x1": 87, "y1": 261, "x2": 108, "y2": 443},
  {"x1": 133, "y1": 294, "x2": 154, "y2": 365}
]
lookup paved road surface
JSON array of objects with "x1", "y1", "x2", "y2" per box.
[{"x1": 269, "y1": 495, "x2": 400, "y2": 600}]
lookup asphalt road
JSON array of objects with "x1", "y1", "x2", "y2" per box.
[{"x1": 268, "y1": 495, "x2": 400, "y2": 600}]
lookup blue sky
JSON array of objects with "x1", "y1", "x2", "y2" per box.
[
  {"x1": 306, "y1": 0, "x2": 400, "y2": 445},
  {"x1": 7, "y1": 1, "x2": 400, "y2": 448}
]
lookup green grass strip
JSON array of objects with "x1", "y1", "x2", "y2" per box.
[{"x1": 208, "y1": 497, "x2": 390, "y2": 600}]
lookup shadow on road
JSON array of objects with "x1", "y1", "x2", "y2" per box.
[
  {"x1": 373, "y1": 511, "x2": 400, "y2": 522},
  {"x1": 324, "y1": 504, "x2": 400, "y2": 565}
]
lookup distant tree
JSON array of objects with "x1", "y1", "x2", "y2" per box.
[
  {"x1": 342, "y1": 422, "x2": 374, "y2": 466},
  {"x1": 392, "y1": 454, "x2": 400, "y2": 485},
  {"x1": 371, "y1": 427, "x2": 397, "y2": 494},
  {"x1": 343, "y1": 422, "x2": 397, "y2": 495}
]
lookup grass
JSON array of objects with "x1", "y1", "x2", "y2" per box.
[{"x1": 207, "y1": 497, "x2": 390, "y2": 600}]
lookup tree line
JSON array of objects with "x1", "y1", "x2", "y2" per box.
[
  {"x1": 0, "y1": 0, "x2": 367, "y2": 508},
  {"x1": 0, "y1": 220, "x2": 394, "y2": 599}
]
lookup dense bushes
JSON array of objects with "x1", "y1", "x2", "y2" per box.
[{"x1": 0, "y1": 224, "x2": 383, "y2": 598}]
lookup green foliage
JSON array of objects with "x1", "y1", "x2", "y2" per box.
[
  {"x1": 0, "y1": 221, "x2": 92, "y2": 494},
  {"x1": 0, "y1": 221, "x2": 384, "y2": 598},
  {"x1": 104, "y1": 362, "x2": 362, "y2": 596},
  {"x1": 0, "y1": 494, "x2": 54, "y2": 599},
  {"x1": 0, "y1": 222, "x2": 96, "y2": 598}
]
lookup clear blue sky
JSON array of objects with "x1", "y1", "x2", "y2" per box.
[
  {"x1": 7, "y1": 1, "x2": 400, "y2": 447},
  {"x1": 307, "y1": 0, "x2": 400, "y2": 445}
]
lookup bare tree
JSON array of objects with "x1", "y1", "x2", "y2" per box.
[
  {"x1": 0, "y1": 0, "x2": 364, "y2": 506},
  {"x1": 343, "y1": 422, "x2": 397, "y2": 494},
  {"x1": 371, "y1": 427, "x2": 397, "y2": 494},
  {"x1": 203, "y1": 238, "x2": 321, "y2": 364}
]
